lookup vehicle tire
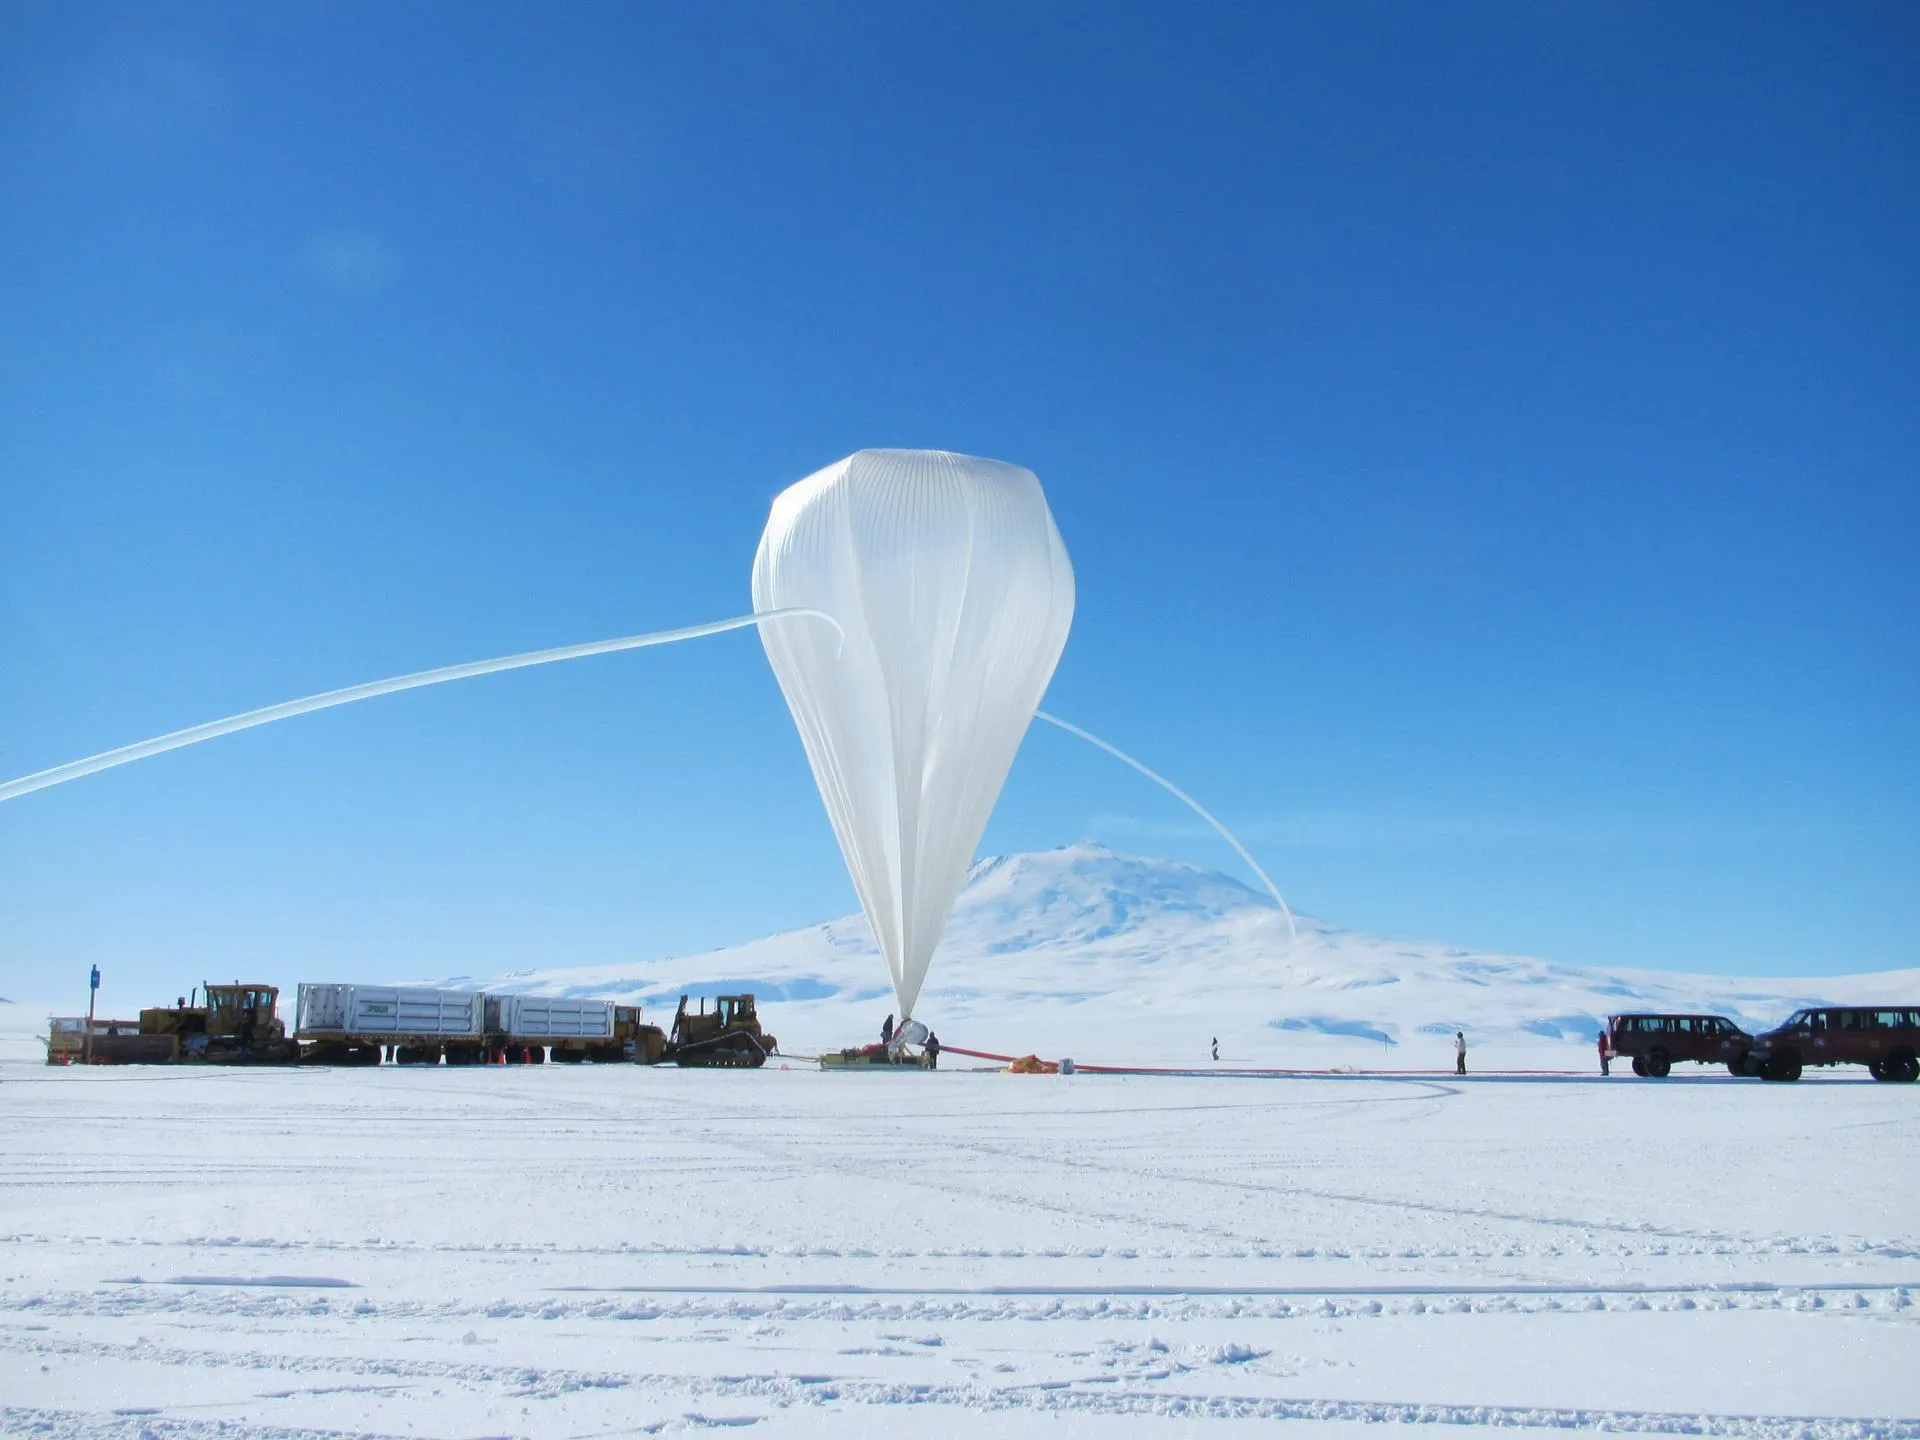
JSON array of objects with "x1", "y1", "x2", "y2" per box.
[
  {"x1": 1886, "y1": 1050, "x2": 1919, "y2": 1084},
  {"x1": 1764, "y1": 1053, "x2": 1803, "y2": 1083},
  {"x1": 1646, "y1": 1049, "x2": 1672, "y2": 1079},
  {"x1": 1631, "y1": 1056, "x2": 1647, "y2": 1076},
  {"x1": 1869, "y1": 1059, "x2": 1887, "y2": 1081},
  {"x1": 1728, "y1": 1052, "x2": 1753, "y2": 1078}
]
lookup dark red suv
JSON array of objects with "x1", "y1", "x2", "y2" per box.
[
  {"x1": 1749, "y1": 1007, "x2": 1920, "y2": 1083},
  {"x1": 1606, "y1": 1014, "x2": 1755, "y2": 1078}
]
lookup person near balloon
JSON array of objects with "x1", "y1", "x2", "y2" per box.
[
  {"x1": 882, "y1": 1014, "x2": 894, "y2": 1046},
  {"x1": 1454, "y1": 1030, "x2": 1468, "y2": 1075},
  {"x1": 889, "y1": 1018, "x2": 929, "y2": 1061},
  {"x1": 926, "y1": 1032, "x2": 940, "y2": 1069}
]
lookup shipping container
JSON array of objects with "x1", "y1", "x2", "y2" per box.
[
  {"x1": 296, "y1": 984, "x2": 484, "y2": 1039},
  {"x1": 486, "y1": 994, "x2": 614, "y2": 1041}
]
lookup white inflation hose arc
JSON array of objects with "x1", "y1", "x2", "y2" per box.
[
  {"x1": 0, "y1": 611, "x2": 1297, "y2": 955},
  {"x1": 1033, "y1": 710, "x2": 1297, "y2": 943},
  {"x1": 0, "y1": 608, "x2": 845, "y2": 805}
]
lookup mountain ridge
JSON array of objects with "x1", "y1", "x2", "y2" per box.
[{"x1": 428, "y1": 844, "x2": 1919, "y2": 1065}]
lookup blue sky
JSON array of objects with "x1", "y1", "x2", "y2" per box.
[{"x1": 3, "y1": 2, "x2": 1915, "y2": 1010}]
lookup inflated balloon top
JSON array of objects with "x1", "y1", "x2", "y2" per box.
[{"x1": 752, "y1": 449, "x2": 1076, "y2": 1019}]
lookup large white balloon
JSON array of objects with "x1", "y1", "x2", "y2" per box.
[{"x1": 752, "y1": 450, "x2": 1075, "y2": 1019}]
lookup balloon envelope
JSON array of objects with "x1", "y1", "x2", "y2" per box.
[{"x1": 752, "y1": 449, "x2": 1075, "y2": 1018}]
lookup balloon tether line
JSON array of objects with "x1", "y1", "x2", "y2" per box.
[
  {"x1": 0, "y1": 609, "x2": 843, "y2": 805},
  {"x1": 1033, "y1": 710, "x2": 1297, "y2": 943}
]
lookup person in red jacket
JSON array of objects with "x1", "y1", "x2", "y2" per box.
[{"x1": 1597, "y1": 1029, "x2": 1611, "y2": 1076}]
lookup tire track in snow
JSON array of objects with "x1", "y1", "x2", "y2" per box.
[
  {"x1": 11, "y1": 1231, "x2": 1911, "y2": 1265},
  {"x1": 7, "y1": 1390, "x2": 1918, "y2": 1440},
  {"x1": 6, "y1": 1281, "x2": 1912, "y2": 1326},
  {"x1": 918, "y1": 1127, "x2": 1766, "y2": 1247},
  {"x1": 637, "y1": 1080, "x2": 1758, "y2": 1253}
]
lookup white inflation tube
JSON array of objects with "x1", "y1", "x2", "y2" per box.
[
  {"x1": 0, "y1": 609, "x2": 843, "y2": 805},
  {"x1": 1035, "y1": 710, "x2": 1297, "y2": 942},
  {"x1": 1, "y1": 603, "x2": 1294, "y2": 961}
]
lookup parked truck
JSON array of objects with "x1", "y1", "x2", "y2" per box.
[
  {"x1": 1749, "y1": 1006, "x2": 1920, "y2": 1083},
  {"x1": 1605, "y1": 1013, "x2": 1755, "y2": 1078}
]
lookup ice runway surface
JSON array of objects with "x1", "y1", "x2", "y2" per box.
[{"x1": 2, "y1": 1057, "x2": 1916, "y2": 1439}]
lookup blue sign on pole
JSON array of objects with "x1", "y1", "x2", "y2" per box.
[{"x1": 90, "y1": 965, "x2": 100, "y2": 992}]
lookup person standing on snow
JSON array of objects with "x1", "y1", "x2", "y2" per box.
[
  {"x1": 1211, "y1": 1037, "x2": 1219, "y2": 1062},
  {"x1": 1597, "y1": 1029, "x2": 1610, "y2": 1076},
  {"x1": 1454, "y1": 1030, "x2": 1467, "y2": 1075},
  {"x1": 882, "y1": 1014, "x2": 894, "y2": 1045}
]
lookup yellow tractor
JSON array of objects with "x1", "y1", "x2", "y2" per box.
[
  {"x1": 669, "y1": 994, "x2": 776, "y2": 1067},
  {"x1": 70, "y1": 983, "x2": 299, "y2": 1065},
  {"x1": 615, "y1": 1004, "x2": 670, "y2": 1064},
  {"x1": 142, "y1": 983, "x2": 298, "y2": 1064}
]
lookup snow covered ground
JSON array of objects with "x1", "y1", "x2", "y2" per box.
[
  {"x1": 5, "y1": 846, "x2": 1916, "y2": 1436},
  {"x1": 3, "y1": 1024, "x2": 1916, "y2": 1437}
]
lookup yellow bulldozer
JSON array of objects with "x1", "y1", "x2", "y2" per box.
[
  {"x1": 668, "y1": 994, "x2": 776, "y2": 1067},
  {"x1": 133, "y1": 984, "x2": 299, "y2": 1064}
]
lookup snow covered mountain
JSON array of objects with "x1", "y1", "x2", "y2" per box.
[{"x1": 432, "y1": 843, "x2": 1920, "y2": 1068}]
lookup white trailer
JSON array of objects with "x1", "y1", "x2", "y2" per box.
[
  {"x1": 295, "y1": 984, "x2": 485, "y2": 1065},
  {"x1": 487, "y1": 995, "x2": 613, "y2": 1040},
  {"x1": 486, "y1": 995, "x2": 618, "y2": 1062}
]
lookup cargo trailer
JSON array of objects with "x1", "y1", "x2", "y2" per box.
[
  {"x1": 295, "y1": 984, "x2": 485, "y2": 1066},
  {"x1": 486, "y1": 994, "x2": 617, "y2": 1063}
]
